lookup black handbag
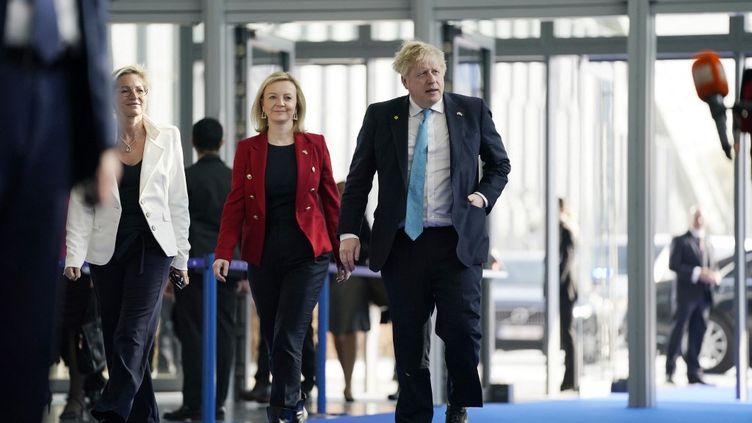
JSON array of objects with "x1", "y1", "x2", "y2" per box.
[{"x1": 75, "y1": 296, "x2": 106, "y2": 374}]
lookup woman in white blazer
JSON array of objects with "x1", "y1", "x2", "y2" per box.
[{"x1": 64, "y1": 65, "x2": 190, "y2": 423}]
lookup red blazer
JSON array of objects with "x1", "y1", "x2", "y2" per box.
[{"x1": 215, "y1": 132, "x2": 341, "y2": 267}]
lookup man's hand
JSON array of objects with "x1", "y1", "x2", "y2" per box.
[
  {"x1": 63, "y1": 266, "x2": 81, "y2": 281},
  {"x1": 339, "y1": 238, "x2": 360, "y2": 274},
  {"x1": 95, "y1": 148, "x2": 122, "y2": 204},
  {"x1": 467, "y1": 192, "x2": 484, "y2": 209},
  {"x1": 336, "y1": 265, "x2": 351, "y2": 283},
  {"x1": 213, "y1": 259, "x2": 229, "y2": 282},
  {"x1": 699, "y1": 267, "x2": 720, "y2": 286}
]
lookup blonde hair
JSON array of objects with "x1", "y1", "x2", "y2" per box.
[
  {"x1": 251, "y1": 71, "x2": 307, "y2": 133},
  {"x1": 112, "y1": 64, "x2": 150, "y2": 92},
  {"x1": 392, "y1": 40, "x2": 446, "y2": 77}
]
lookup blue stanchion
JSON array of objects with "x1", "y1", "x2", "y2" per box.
[
  {"x1": 316, "y1": 273, "x2": 330, "y2": 415},
  {"x1": 201, "y1": 254, "x2": 217, "y2": 423}
]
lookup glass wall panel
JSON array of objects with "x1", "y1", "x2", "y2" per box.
[
  {"x1": 553, "y1": 17, "x2": 629, "y2": 38},
  {"x1": 371, "y1": 20, "x2": 414, "y2": 41},
  {"x1": 655, "y1": 13, "x2": 729, "y2": 36},
  {"x1": 454, "y1": 19, "x2": 541, "y2": 39}
]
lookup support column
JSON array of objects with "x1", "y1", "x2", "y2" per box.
[
  {"x1": 626, "y1": 0, "x2": 656, "y2": 408},
  {"x1": 412, "y1": 0, "x2": 438, "y2": 46},
  {"x1": 203, "y1": 0, "x2": 225, "y2": 120}
]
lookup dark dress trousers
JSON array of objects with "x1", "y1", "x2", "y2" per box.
[
  {"x1": 0, "y1": 1, "x2": 113, "y2": 421},
  {"x1": 665, "y1": 230, "x2": 715, "y2": 380},
  {"x1": 175, "y1": 154, "x2": 239, "y2": 410},
  {"x1": 339, "y1": 93, "x2": 510, "y2": 423}
]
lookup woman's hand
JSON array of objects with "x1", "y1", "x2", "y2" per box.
[
  {"x1": 213, "y1": 259, "x2": 229, "y2": 283},
  {"x1": 63, "y1": 267, "x2": 81, "y2": 281}
]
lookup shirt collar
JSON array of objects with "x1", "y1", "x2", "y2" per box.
[{"x1": 409, "y1": 96, "x2": 444, "y2": 117}]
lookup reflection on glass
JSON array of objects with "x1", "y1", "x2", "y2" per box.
[
  {"x1": 553, "y1": 17, "x2": 628, "y2": 38},
  {"x1": 453, "y1": 47, "x2": 483, "y2": 98}
]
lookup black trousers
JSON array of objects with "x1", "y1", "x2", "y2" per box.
[
  {"x1": 559, "y1": 294, "x2": 576, "y2": 387},
  {"x1": 174, "y1": 271, "x2": 239, "y2": 409},
  {"x1": 666, "y1": 294, "x2": 711, "y2": 378},
  {"x1": 0, "y1": 61, "x2": 73, "y2": 423},
  {"x1": 248, "y1": 221, "x2": 328, "y2": 408},
  {"x1": 381, "y1": 228, "x2": 483, "y2": 423},
  {"x1": 254, "y1": 325, "x2": 316, "y2": 394},
  {"x1": 89, "y1": 239, "x2": 173, "y2": 423}
]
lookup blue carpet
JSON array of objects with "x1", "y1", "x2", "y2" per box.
[{"x1": 310, "y1": 387, "x2": 752, "y2": 422}]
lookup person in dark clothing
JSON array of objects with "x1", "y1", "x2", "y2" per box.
[
  {"x1": 558, "y1": 198, "x2": 578, "y2": 391},
  {"x1": 163, "y1": 118, "x2": 246, "y2": 421},
  {"x1": 214, "y1": 71, "x2": 344, "y2": 423},
  {"x1": 665, "y1": 206, "x2": 718, "y2": 385}
]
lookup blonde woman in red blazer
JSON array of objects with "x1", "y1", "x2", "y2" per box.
[{"x1": 214, "y1": 71, "x2": 344, "y2": 423}]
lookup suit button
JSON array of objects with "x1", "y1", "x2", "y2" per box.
[
  {"x1": 246, "y1": 174, "x2": 253, "y2": 180},
  {"x1": 309, "y1": 187, "x2": 315, "y2": 192},
  {"x1": 151, "y1": 225, "x2": 156, "y2": 231},
  {"x1": 145, "y1": 212, "x2": 151, "y2": 218},
  {"x1": 305, "y1": 206, "x2": 312, "y2": 211},
  {"x1": 114, "y1": 205, "x2": 120, "y2": 210},
  {"x1": 249, "y1": 194, "x2": 255, "y2": 199},
  {"x1": 253, "y1": 215, "x2": 259, "y2": 220},
  {"x1": 311, "y1": 166, "x2": 316, "y2": 173},
  {"x1": 140, "y1": 200, "x2": 145, "y2": 205}
]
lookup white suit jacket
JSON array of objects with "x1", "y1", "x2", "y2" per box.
[{"x1": 65, "y1": 116, "x2": 191, "y2": 270}]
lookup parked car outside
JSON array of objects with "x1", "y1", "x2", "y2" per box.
[{"x1": 490, "y1": 251, "x2": 604, "y2": 363}]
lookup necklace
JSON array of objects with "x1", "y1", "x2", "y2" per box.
[{"x1": 119, "y1": 135, "x2": 137, "y2": 153}]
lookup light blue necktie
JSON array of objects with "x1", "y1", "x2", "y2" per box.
[
  {"x1": 32, "y1": 0, "x2": 61, "y2": 64},
  {"x1": 405, "y1": 108, "x2": 432, "y2": 240}
]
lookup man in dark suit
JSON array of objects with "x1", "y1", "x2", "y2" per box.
[
  {"x1": 0, "y1": 1, "x2": 115, "y2": 421},
  {"x1": 338, "y1": 40, "x2": 510, "y2": 423},
  {"x1": 558, "y1": 198, "x2": 578, "y2": 391},
  {"x1": 164, "y1": 118, "x2": 243, "y2": 421},
  {"x1": 665, "y1": 206, "x2": 718, "y2": 385}
]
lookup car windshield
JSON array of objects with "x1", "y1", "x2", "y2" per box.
[{"x1": 501, "y1": 257, "x2": 544, "y2": 287}]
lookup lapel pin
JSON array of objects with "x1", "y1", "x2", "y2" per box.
[
  {"x1": 456, "y1": 111, "x2": 464, "y2": 117},
  {"x1": 393, "y1": 115, "x2": 399, "y2": 120},
  {"x1": 302, "y1": 149, "x2": 308, "y2": 155}
]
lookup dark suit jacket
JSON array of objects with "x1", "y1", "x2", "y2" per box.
[
  {"x1": 560, "y1": 220, "x2": 577, "y2": 303},
  {"x1": 0, "y1": 0, "x2": 114, "y2": 184},
  {"x1": 216, "y1": 132, "x2": 341, "y2": 267},
  {"x1": 339, "y1": 93, "x2": 511, "y2": 271},
  {"x1": 669, "y1": 231, "x2": 715, "y2": 303},
  {"x1": 185, "y1": 154, "x2": 232, "y2": 258}
]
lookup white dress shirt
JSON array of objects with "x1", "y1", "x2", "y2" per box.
[
  {"x1": 407, "y1": 97, "x2": 452, "y2": 227},
  {"x1": 3, "y1": 0, "x2": 80, "y2": 47}
]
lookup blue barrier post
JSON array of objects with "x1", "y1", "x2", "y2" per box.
[
  {"x1": 316, "y1": 272, "x2": 330, "y2": 415},
  {"x1": 201, "y1": 254, "x2": 217, "y2": 423}
]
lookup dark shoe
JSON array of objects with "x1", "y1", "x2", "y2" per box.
[
  {"x1": 216, "y1": 406, "x2": 226, "y2": 420},
  {"x1": 163, "y1": 405, "x2": 201, "y2": 421},
  {"x1": 387, "y1": 389, "x2": 399, "y2": 401},
  {"x1": 240, "y1": 383, "x2": 272, "y2": 403},
  {"x1": 688, "y1": 375, "x2": 712, "y2": 385},
  {"x1": 666, "y1": 373, "x2": 674, "y2": 384},
  {"x1": 560, "y1": 382, "x2": 577, "y2": 391},
  {"x1": 344, "y1": 387, "x2": 354, "y2": 403},
  {"x1": 59, "y1": 396, "x2": 84, "y2": 420},
  {"x1": 445, "y1": 405, "x2": 468, "y2": 423},
  {"x1": 266, "y1": 400, "x2": 308, "y2": 423}
]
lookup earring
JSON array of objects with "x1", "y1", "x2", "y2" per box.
[
  {"x1": 261, "y1": 111, "x2": 267, "y2": 119},
  {"x1": 293, "y1": 111, "x2": 298, "y2": 121}
]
